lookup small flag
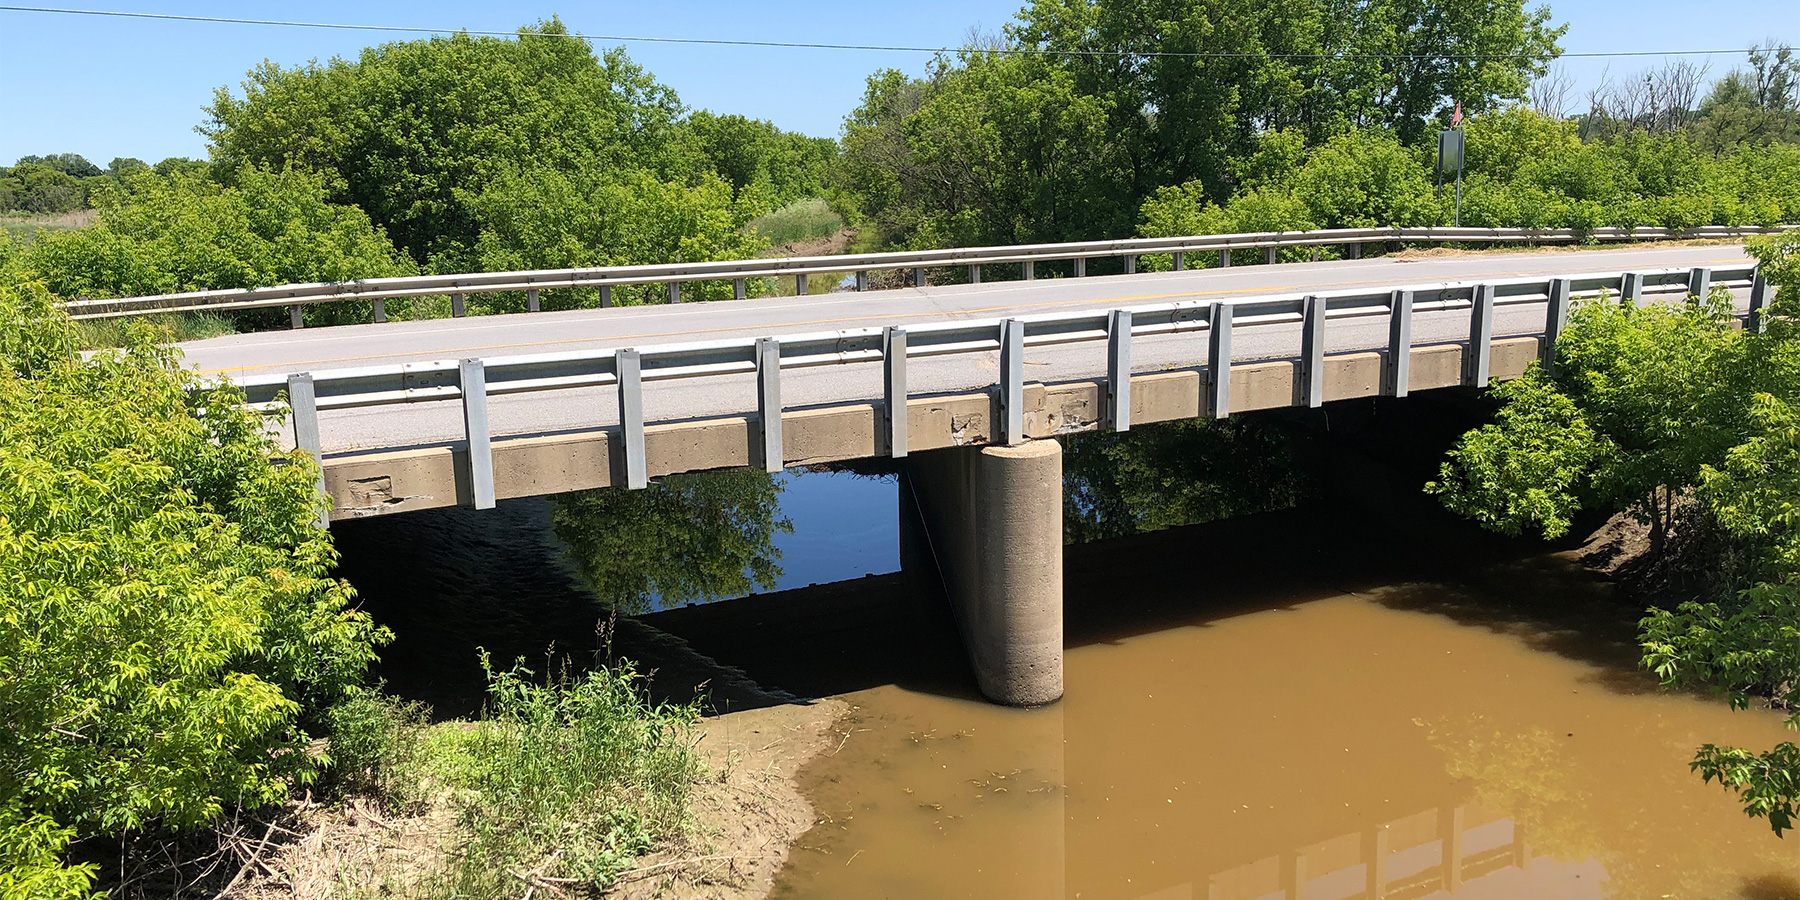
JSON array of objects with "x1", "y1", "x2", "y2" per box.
[{"x1": 1451, "y1": 101, "x2": 1463, "y2": 127}]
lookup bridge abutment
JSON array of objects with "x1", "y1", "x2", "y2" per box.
[{"x1": 902, "y1": 439, "x2": 1063, "y2": 706}]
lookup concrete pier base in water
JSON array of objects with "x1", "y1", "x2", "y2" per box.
[{"x1": 902, "y1": 439, "x2": 1063, "y2": 706}]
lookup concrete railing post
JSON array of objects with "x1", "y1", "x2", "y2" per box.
[{"x1": 904, "y1": 440, "x2": 1063, "y2": 706}]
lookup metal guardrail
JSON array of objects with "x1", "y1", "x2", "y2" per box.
[
  {"x1": 240, "y1": 262, "x2": 1771, "y2": 525},
  {"x1": 66, "y1": 224, "x2": 1790, "y2": 324}
]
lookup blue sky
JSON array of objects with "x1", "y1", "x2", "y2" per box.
[{"x1": 1, "y1": 1, "x2": 1795, "y2": 166}]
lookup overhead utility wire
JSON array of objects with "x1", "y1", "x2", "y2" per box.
[{"x1": 0, "y1": 6, "x2": 1770, "y2": 61}]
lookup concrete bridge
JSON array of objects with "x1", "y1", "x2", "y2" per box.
[{"x1": 175, "y1": 243, "x2": 1772, "y2": 706}]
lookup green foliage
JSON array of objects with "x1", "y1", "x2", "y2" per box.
[
  {"x1": 436, "y1": 658, "x2": 696, "y2": 892},
  {"x1": 1427, "y1": 372, "x2": 1603, "y2": 538},
  {"x1": 0, "y1": 249, "x2": 387, "y2": 887},
  {"x1": 837, "y1": 50, "x2": 1129, "y2": 248},
  {"x1": 681, "y1": 111, "x2": 837, "y2": 209},
  {"x1": 20, "y1": 166, "x2": 413, "y2": 329},
  {"x1": 747, "y1": 198, "x2": 846, "y2": 247},
  {"x1": 347, "y1": 659, "x2": 696, "y2": 895},
  {"x1": 836, "y1": 0, "x2": 1562, "y2": 247},
  {"x1": 1063, "y1": 419, "x2": 1311, "y2": 542},
  {"x1": 1433, "y1": 230, "x2": 1800, "y2": 833},
  {"x1": 465, "y1": 167, "x2": 767, "y2": 308},
  {"x1": 0, "y1": 164, "x2": 86, "y2": 216},
  {"x1": 0, "y1": 804, "x2": 92, "y2": 900},
  {"x1": 552, "y1": 469, "x2": 791, "y2": 614}
]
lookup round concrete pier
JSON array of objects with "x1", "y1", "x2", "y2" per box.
[{"x1": 970, "y1": 440, "x2": 1064, "y2": 705}]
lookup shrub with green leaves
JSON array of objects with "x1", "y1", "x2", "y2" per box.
[
  {"x1": 1431, "y1": 230, "x2": 1800, "y2": 833},
  {"x1": 0, "y1": 244, "x2": 388, "y2": 893},
  {"x1": 21, "y1": 165, "x2": 414, "y2": 330}
]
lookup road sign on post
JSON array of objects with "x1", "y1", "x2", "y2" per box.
[{"x1": 1438, "y1": 128, "x2": 1465, "y2": 227}]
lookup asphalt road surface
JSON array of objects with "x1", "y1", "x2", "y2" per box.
[{"x1": 174, "y1": 244, "x2": 1754, "y2": 455}]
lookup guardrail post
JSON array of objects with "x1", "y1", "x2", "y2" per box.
[
  {"x1": 1123, "y1": 255, "x2": 1136, "y2": 275},
  {"x1": 1209, "y1": 303, "x2": 1233, "y2": 418},
  {"x1": 452, "y1": 292, "x2": 466, "y2": 317},
  {"x1": 756, "y1": 338, "x2": 783, "y2": 472},
  {"x1": 289, "y1": 306, "x2": 304, "y2": 329},
  {"x1": 732, "y1": 279, "x2": 746, "y2": 301},
  {"x1": 1173, "y1": 252, "x2": 1185, "y2": 271},
  {"x1": 1749, "y1": 271, "x2": 1771, "y2": 334},
  {"x1": 884, "y1": 327, "x2": 908, "y2": 458},
  {"x1": 1620, "y1": 272, "x2": 1643, "y2": 307},
  {"x1": 1108, "y1": 309, "x2": 1132, "y2": 432},
  {"x1": 1302, "y1": 295, "x2": 1327, "y2": 408},
  {"x1": 1467, "y1": 284, "x2": 1495, "y2": 388},
  {"x1": 1218, "y1": 249, "x2": 1230, "y2": 268},
  {"x1": 667, "y1": 282, "x2": 682, "y2": 304},
  {"x1": 286, "y1": 373, "x2": 329, "y2": 529},
  {"x1": 1074, "y1": 257, "x2": 1086, "y2": 277},
  {"x1": 913, "y1": 267, "x2": 926, "y2": 288},
  {"x1": 795, "y1": 274, "x2": 807, "y2": 296},
  {"x1": 1688, "y1": 267, "x2": 1712, "y2": 302},
  {"x1": 1543, "y1": 278, "x2": 1573, "y2": 374},
  {"x1": 1387, "y1": 290, "x2": 1413, "y2": 398},
  {"x1": 1265, "y1": 247, "x2": 1278, "y2": 265},
  {"x1": 855, "y1": 271, "x2": 868, "y2": 292},
  {"x1": 969, "y1": 264, "x2": 981, "y2": 284},
  {"x1": 616, "y1": 349, "x2": 646, "y2": 490},
  {"x1": 599, "y1": 285, "x2": 614, "y2": 308},
  {"x1": 371, "y1": 298, "x2": 386, "y2": 324},
  {"x1": 1024, "y1": 260, "x2": 1036, "y2": 280},
  {"x1": 1347, "y1": 242, "x2": 1361, "y2": 260},
  {"x1": 458, "y1": 359, "x2": 495, "y2": 510},
  {"x1": 1000, "y1": 319, "x2": 1025, "y2": 445},
  {"x1": 527, "y1": 288, "x2": 540, "y2": 313}
]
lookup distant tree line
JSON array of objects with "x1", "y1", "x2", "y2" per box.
[{"x1": 828, "y1": 6, "x2": 1798, "y2": 254}]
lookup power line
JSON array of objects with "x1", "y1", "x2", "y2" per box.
[{"x1": 0, "y1": 5, "x2": 1776, "y2": 61}]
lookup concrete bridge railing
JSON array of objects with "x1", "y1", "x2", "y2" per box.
[
  {"x1": 241, "y1": 260, "x2": 1768, "y2": 513},
  {"x1": 64, "y1": 224, "x2": 1791, "y2": 325},
  {"x1": 244, "y1": 260, "x2": 1768, "y2": 706}
]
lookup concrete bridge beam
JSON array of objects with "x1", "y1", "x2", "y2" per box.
[{"x1": 904, "y1": 439, "x2": 1063, "y2": 706}]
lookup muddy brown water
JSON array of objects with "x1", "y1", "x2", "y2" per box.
[
  {"x1": 748, "y1": 520, "x2": 1800, "y2": 899},
  {"x1": 333, "y1": 471, "x2": 1800, "y2": 899}
]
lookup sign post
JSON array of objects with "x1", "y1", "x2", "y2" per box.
[{"x1": 1438, "y1": 102, "x2": 1465, "y2": 227}]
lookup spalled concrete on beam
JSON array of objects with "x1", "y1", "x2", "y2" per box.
[{"x1": 319, "y1": 336, "x2": 1542, "y2": 520}]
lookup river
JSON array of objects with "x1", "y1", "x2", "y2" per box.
[{"x1": 332, "y1": 452, "x2": 1800, "y2": 899}]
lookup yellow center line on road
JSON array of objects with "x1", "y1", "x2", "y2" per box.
[{"x1": 194, "y1": 255, "x2": 1753, "y2": 376}]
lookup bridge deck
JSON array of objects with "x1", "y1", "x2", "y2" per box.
[{"x1": 178, "y1": 244, "x2": 1752, "y2": 460}]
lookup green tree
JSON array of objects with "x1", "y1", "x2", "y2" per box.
[
  {"x1": 22, "y1": 166, "x2": 413, "y2": 327},
  {"x1": 1431, "y1": 231, "x2": 1800, "y2": 833},
  {"x1": 0, "y1": 242, "x2": 388, "y2": 893},
  {"x1": 204, "y1": 19, "x2": 689, "y2": 271}
]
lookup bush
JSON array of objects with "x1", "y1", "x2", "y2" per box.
[
  {"x1": 22, "y1": 166, "x2": 414, "y2": 330},
  {"x1": 0, "y1": 244, "x2": 388, "y2": 891}
]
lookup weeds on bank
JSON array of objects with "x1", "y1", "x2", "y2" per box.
[
  {"x1": 746, "y1": 198, "x2": 842, "y2": 246},
  {"x1": 325, "y1": 657, "x2": 700, "y2": 897}
]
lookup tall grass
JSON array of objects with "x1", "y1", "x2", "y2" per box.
[
  {"x1": 747, "y1": 198, "x2": 843, "y2": 246},
  {"x1": 73, "y1": 311, "x2": 237, "y2": 348},
  {"x1": 327, "y1": 658, "x2": 699, "y2": 896}
]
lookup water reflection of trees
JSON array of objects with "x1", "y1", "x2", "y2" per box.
[
  {"x1": 1062, "y1": 418, "x2": 1311, "y2": 543},
  {"x1": 1426, "y1": 712, "x2": 1800, "y2": 899},
  {"x1": 552, "y1": 468, "x2": 793, "y2": 615}
]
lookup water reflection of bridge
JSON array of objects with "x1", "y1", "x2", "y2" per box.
[{"x1": 1180, "y1": 806, "x2": 1534, "y2": 900}]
